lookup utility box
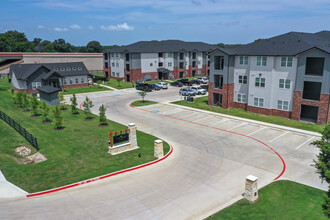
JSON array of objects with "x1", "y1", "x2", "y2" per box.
[{"x1": 245, "y1": 175, "x2": 258, "y2": 202}]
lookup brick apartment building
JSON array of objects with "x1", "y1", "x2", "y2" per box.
[
  {"x1": 103, "y1": 40, "x2": 217, "y2": 82},
  {"x1": 208, "y1": 31, "x2": 330, "y2": 124}
]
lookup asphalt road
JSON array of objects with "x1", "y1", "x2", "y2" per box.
[{"x1": 0, "y1": 86, "x2": 326, "y2": 219}]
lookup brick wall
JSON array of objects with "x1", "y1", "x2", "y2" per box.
[
  {"x1": 208, "y1": 82, "x2": 234, "y2": 108},
  {"x1": 14, "y1": 87, "x2": 38, "y2": 94},
  {"x1": 246, "y1": 106, "x2": 291, "y2": 118},
  {"x1": 62, "y1": 83, "x2": 89, "y2": 89}
]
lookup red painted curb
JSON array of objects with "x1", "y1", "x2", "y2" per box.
[{"x1": 129, "y1": 104, "x2": 286, "y2": 181}]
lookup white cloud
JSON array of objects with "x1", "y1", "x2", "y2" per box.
[
  {"x1": 88, "y1": 25, "x2": 94, "y2": 30},
  {"x1": 100, "y1": 23, "x2": 134, "y2": 31},
  {"x1": 54, "y1": 27, "x2": 68, "y2": 32},
  {"x1": 70, "y1": 24, "x2": 81, "y2": 29},
  {"x1": 37, "y1": 25, "x2": 45, "y2": 29}
]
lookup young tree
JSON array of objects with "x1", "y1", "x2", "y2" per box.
[
  {"x1": 41, "y1": 102, "x2": 50, "y2": 122},
  {"x1": 312, "y1": 123, "x2": 330, "y2": 217},
  {"x1": 99, "y1": 104, "x2": 107, "y2": 125},
  {"x1": 58, "y1": 92, "x2": 66, "y2": 110},
  {"x1": 16, "y1": 92, "x2": 23, "y2": 107},
  {"x1": 116, "y1": 78, "x2": 122, "y2": 87},
  {"x1": 139, "y1": 91, "x2": 147, "y2": 103},
  {"x1": 31, "y1": 95, "x2": 39, "y2": 116},
  {"x1": 22, "y1": 92, "x2": 30, "y2": 111},
  {"x1": 53, "y1": 105, "x2": 63, "y2": 129},
  {"x1": 70, "y1": 94, "x2": 78, "y2": 114},
  {"x1": 9, "y1": 87, "x2": 16, "y2": 104},
  {"x1": 82, "y1": 96, "x2": 94, "y2": 119},
  {"x1": 97, "y1": 80, "x2": 102, "y2": 88}
]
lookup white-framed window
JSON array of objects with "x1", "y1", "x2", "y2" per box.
[
  {"x1": 237, "y1": 94, "x2": 246, "y2": 103},
  {"x1": 281, "y1": 57, "x2": 293, "y2": 67},
  {"x1": 111, "y1": 53, "x2": 114, "y2": 58},
  {"x1": 66, "y1": 67, "x2": 71, "y2": 71},
  {"x1": 279, "y1": 79, "x2": 291, "y2": 89},
  {"x1": 257, "y1": 56, "x2": 267, "y2": 66},
  {"x1": 60, "y1": 68, "x2": 65, "y2": 71},
  {"x1": 254, "y1": 97, "x2": 264, "y2": 107},
  {"x1": 75, "y1": 78, "x2": 78, "y2": 84},
  {"x1": 255, "y1": 77, "x2": 265, "y2": 87},
  {"x1": 116, "y1": 62, "x2": 119, "y2": 67},
  {"x1": 72, "y1": 67, "x2": 77, "y2": 70},
  {"x1": 112, "y1": 63, "x2": 115, "y2": 67},
  {"x1": 116, "y1": 73, "x2": 119, "y2": 77},
  {"x1": 54, "y1": 68, "x2": 59, "y2": 71},
  {"x1": 81, "y1": 78, "x2": 84, "y2": 83},
  {"x1": 238, "y1": 75, "x2": 248, "y2": 84},
  {"x1": 197, "y1": 61, "x2": 201, "y2": 65},
  {"x1": 78, "y1": 67, "x2": 82, "y2": 70},
  {"x1": 115, "y1": 53, "x2": 119, "y2": 58},
  {"x1": 112, "y1": 72, "x2": 115, "y2": 76},
  {"x1": 239, "y1": 56, "x2": 248, "y2": 65},
  {"x1": 63, "y1": 79, "x2": 67, "y2": 85},
  {"x1": 277, "y1": 100, "x2": 289, "y2": 110},
  {"x1": 32, "y1": 82, "x2": 41, "y2": 89},
  {"x1": 69, "y1": 78, "x2": 73, "y2": 84},
  {"x1": 168, "y1": 62, "x2": 172, "y2": 67},
  {"x1": 167, "y1": 53, "x2": 173, "y2": 58}
]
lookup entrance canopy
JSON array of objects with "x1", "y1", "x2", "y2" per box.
[{"x1": 157, "y1": 68, "x2": 170, "y2": 80}]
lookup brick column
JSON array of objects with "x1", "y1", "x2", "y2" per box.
[
  {"x1": 291, "y1": 91, "x2": 302, "y2": 121},
  {"x1": 245, "y1": 175, "x2": 258, "y2": 203}
]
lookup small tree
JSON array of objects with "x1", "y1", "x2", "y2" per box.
[
  {"x1": 58, "y1": 92, "x2": 66, "y2": 110},
  {"x1": 99, "y1": 104, "x2": 107, "y2": 125},
  {"x1": 97, "y1": 80, "x2": 102, "y2": 88},
  {"x1": 82, "y1": 96, "x2": 94, "y2": 119},
  {"x1": 22, "y1": 93, "x2": 30, "y2": 111},
  {"x1": 31, "y1": 95, "x2": 39, "y2": 116},
  {"x1": 53, "y1": 105, "x2": 63, "y2": 129},
  {"x1": 16, "y1": 92, "x2": 23, "y2": 108},
  {"x1": 312, "y1": 123, "x2": 330, "y2": 217},
  {"x1": 41, "y1": 101, "x2": 50, "y2": 122},
  {"x1": 70, "y1": 94, "x2": 79, "y2": 114},
  {"x1": 10, "y1": 87, "x2": 16, "y2": 104},
  {"x1": 116, "y1": 78, "x2": 122, "y2": 87},
  {"x1": 139, "y1": 91, "x2": 147, "y2": 103}
]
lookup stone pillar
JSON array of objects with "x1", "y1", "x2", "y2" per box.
[
  {"x1": 154, "y1": 140, "x2": 164, "y2": 159},
  {"x1": 244, "y1": 175, "x2": 258, "y2": 202},
  {"x1": 128, "y1": 123, "x2": 137, "y2": 148}
]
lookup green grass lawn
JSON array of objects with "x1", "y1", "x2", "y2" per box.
[
  {"x1": 131, "y1": 100, "x2": 158, "y2": 107},
  {"x1": 172, "y1": 96, "x2": 325, "y2": 133},
  {"x1": 106, "y1": 78, "x2": 134, "y2": 89},
  {"x1": 92, "y1": 72, "x2": 105, "y2": 77},
  {"x1": 64, "y1": 84, "x2": 111, "y2": 95},
  {"x1": 0, "y1": 78, "x2": 170, "y2": 193},
  {"x1": 208, "y1": 180, "x2": 327, "y2": 219}
]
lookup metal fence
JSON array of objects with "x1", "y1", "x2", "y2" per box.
[{"x1": 0, "y1": 110, "x2": 39, "y2": 151}]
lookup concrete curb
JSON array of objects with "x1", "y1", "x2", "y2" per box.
[{"x1": 164, "y1": 102, "x2": 322, "y2": 137}]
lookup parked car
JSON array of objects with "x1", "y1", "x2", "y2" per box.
[
  {"x1": 200, "y1": 84, "x2": 209, "y2": 91},
  {"x1": 196, "y1": 77, "x2": 209, "y2": 84},
  {"x1": 150, "y1": 84, "x2": 161, "y2": 90},
  {"x1": 178, "y1": 78, "x2": 193, "y2": 86},
  {"x1": 156, "y1": 82, "x2": 168, "y2": 89},
  {"x1": 190, "y1": 86, "x2": 207, "y2": 95},
  {"x1": 136, "y1": 83, "x2": 152, "y2": 91},
  {"x1": 192, "y1": 78, "x2": 202, "y2": 84},
  {"x1": 170, "y1": 81, "x2": 183, "y2": 87},
  {"x1": 179, "y1": 88, "x2": 196, "y2": 96}
]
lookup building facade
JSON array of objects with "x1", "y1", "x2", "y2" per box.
[
  {"x1": 209, "y1": 31, "x2": 330, "y2": 124},
  {"x1": 10, "y1": 62, "x2": 90, "y2": 94},
  {"x1": 103, "y1": 40, "x2": 216, "y2": 82}
]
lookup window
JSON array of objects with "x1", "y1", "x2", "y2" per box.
[
  {"x1": 116, "y1": 73, "x2": 119, "y2": 77},
  {"x1": 192, "y1": 61, "x2": 196, "y2": 68},
  {"x1": 279, "y1": 79, "x2": 290, "y2": 89},
  {"x1": 214, "y1": 56, "x2": 224, "y2": 70},
  {"x1": 255, "y1": 77, "x2": 265, "y2": 87},
  {"x1": 104, "y1": 53, "x2": 108, "y2": 60},
  {"x1": 112, "y1": 72, "x2": 115, "y2": 76},
  {"x1": 214, "y1": 75, "x2": 223, "y2": 89},
  {"x1": 179, "y1": 62, "x2": 184, "y2": 69},
  {"x1": 60, "y1": 68, "x2": 65, "y2": 71},
  {"x1": 257, "y1": 56, "x2": 267, "y2": 66},
  {"x1": 105, "y1": 62, "x2": 108, "y2": 69},
  {"x1": 197, "y1": 61, "x2": 201, "y2": 65},
  {"x1": 168, "y1": 62, "x2": 172, "y2": 67},
  {"x1": 66, "y1": 67, "x2": 71, "y2": 71},
  {"x1": 159, "y1": 62, "x2": 163, "y2": 67},
  {"x1": 197, "y1": 52, "x2": 201, "y2": 56},
  {"x1": 192, "y1": 52, "x2": 196, "y2": 59},
  {"x1": 54, "y1": 68, "x2": 59, "y2": 71},
  {"x1": 115, "y1": 53, "x2": 119, "y2": 58},
  {"x1": 254, "y1": 98, "x2": 264, "y2": 107},
  {"x1": 63, "y1": 79, "x2": 67, "y2": 85},
  {"x1": 167, "y1": 53, "x2": 173, "y2": 58},
  {"x1": 125, "y1": 53, "x2": 129, "y2": 61},
  {"x1": 237, "y1": 94, "x2": 246, "y2": 103},
  {"x1": 116, "y1": 62, "x2": 119, "y2": 67},
  {"x1": 179, "y1": 53, "x2": 184, "y2": 60},
  {"x1": 75, "y1": 78, "x2": 78, "y2": 84},
  {"x1": 81, "y1": 78, "x2": 84, "y2": 83},
  {"x1": 281, "y1": 57, "x2": 293, "y2": 67},
  {"x1": 238, "y1": 75, "x2": 248, "y2": 84},
  {"x1": 277, "y1": 100, "x2": 289, "y2": 110},
  {"x1": 78, "y1": 67, "x2": 82, "y2": 70},
  {"x1": 69, "y1": 78, "x2": 73, "y2": 84},
  {"x1": 112, "y1": 63, "x2": 115, "y2": 67},
  {"x1": 303, "y1": 81, "x2": 322, "y2": 101},
  {"x1": 185, "y1": 61, "x2": 187, "y2": 66},
  {"x1": 72, "y1": 67, "x2": 76, "y2": 70},
  {"x1": 150, "y1": 63, "x2": 153, "y2": 67},
  {"x1": 111, "y1": 53, "x2": 114, "y2": 58},
  {"x1": 239, "y1": 56, "x2": 248, "y2": 65},
  {"x1": 32, "y1": 82, "x2": 41, "y2": 89},
  {"x1": 126, "y1": 64, "x2": 130, "y2": 72},
  {"x1": 158, "y1": 53, "x2": 163, "y2": 58}
]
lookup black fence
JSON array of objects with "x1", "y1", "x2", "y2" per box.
[{"x1": 0, "y1": 110, "x2": 39, "y2": 151}]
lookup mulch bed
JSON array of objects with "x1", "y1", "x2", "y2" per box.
[
  {"x1": 84, "y1": 118, "x2": 94, "y2": 121},
  {"x1": 98, "y1": 124, "x2": 109, "y2": 127}
]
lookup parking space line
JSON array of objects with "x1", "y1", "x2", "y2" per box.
[
  {"x1": 227, "y1": 122, "x2": 247, "y2": 131},
  {"x1": 296, "y1": 137, "x2": 314, "y2": 150},
  {"x1": 192, "y1": 115, "x2": 213, "y2": 123},
  {"x1": 208, "y1": 118, "x2": 228, "y2": 126},
  {"x1": 269, "y1": 131, "x2": 289, "y2": 143},
  {"x1": 179, "y1": 112, "x2": 199, "y2": 119},
  {"x1": 247, "y1": 127, "x2": 266, "y2": 136}
]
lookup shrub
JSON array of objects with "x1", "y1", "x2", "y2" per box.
[
  {"x1": 41, "y1": 102, "x2": 50, "y2": 122},
  {"x1": 82, "y1": 96, "x2": 94, "y2": 119},
  {"x1": 99, "y1": 104, "x2": 107, "y2": 125},
  {"x1": 31, "y1": 95, "x2": 39, "y2": 116},
  {"x1": 70, "y1": 93, "x2": 78, "y2": 114},
  {"x1": 53, "y1": 105, "x2": 63, "y2": 129}
]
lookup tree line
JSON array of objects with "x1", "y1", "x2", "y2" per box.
[{"x1": 0, "y1": 30, "x2": 117, "y2": 53}]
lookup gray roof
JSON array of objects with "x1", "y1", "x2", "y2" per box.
[
  {"x1": 10, "y1": 62, "x2": 89, "y2": 80},
  {"x1": 37, "y1": 85, "x2": 61, "y2": 94},
  {"x1": 104, "y1": 40, "x2": 218, "y2": 53},
  {"x1": 215, "y1": 31, "x2": 330, "y2": 56}
]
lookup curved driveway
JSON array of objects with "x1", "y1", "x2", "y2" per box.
[{"x1": 0, "y1": 87, "x2": 326, "y2": 219}]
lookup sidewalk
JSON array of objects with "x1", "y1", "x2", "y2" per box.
[
  {"x1": 99, "y1": 84, "x2": 118, "y2": 91},
  {"x1": 0, "y1": 170, "x2": 28, "y2": 199}
]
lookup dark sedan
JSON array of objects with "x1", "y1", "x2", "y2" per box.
[
  {"x1": 170, "y1": 81, "x2": 183, "y2": 87},
  {"x1": 150, "y1": 84, "x2": 161, "y2": 90}
]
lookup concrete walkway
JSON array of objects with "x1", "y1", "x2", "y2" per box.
[
  {"x1": 99, "y1": 84, "x2": 118, "y2": 91},
  {"x1": 0, "y1": 171, "x2": 28, "y2": 199}
]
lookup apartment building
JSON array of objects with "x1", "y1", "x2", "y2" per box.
[
  {"x1": 103, "y1": 40, "x2": 217, "y2": 82},
  {"x1": 209, "y1": 31, "x2": 330, "y2": 124}
]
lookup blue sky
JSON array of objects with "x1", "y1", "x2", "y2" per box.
[{"x1": 1, "y1": 0, "x2": 330, "y2": 46}]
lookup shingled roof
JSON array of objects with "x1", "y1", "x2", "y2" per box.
[
  {"x1": 215, "y1": 31, "x2": 330, "y2": 56},
  {"x1": 37, "y1": 85, "x2": 61, "y2": 94},
  {"x1": 10, "y1": 62, "x2": 89, "y2": 80},
  {"x1": 104, "y1": 40, "x2": 218, "y2": 53}
]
